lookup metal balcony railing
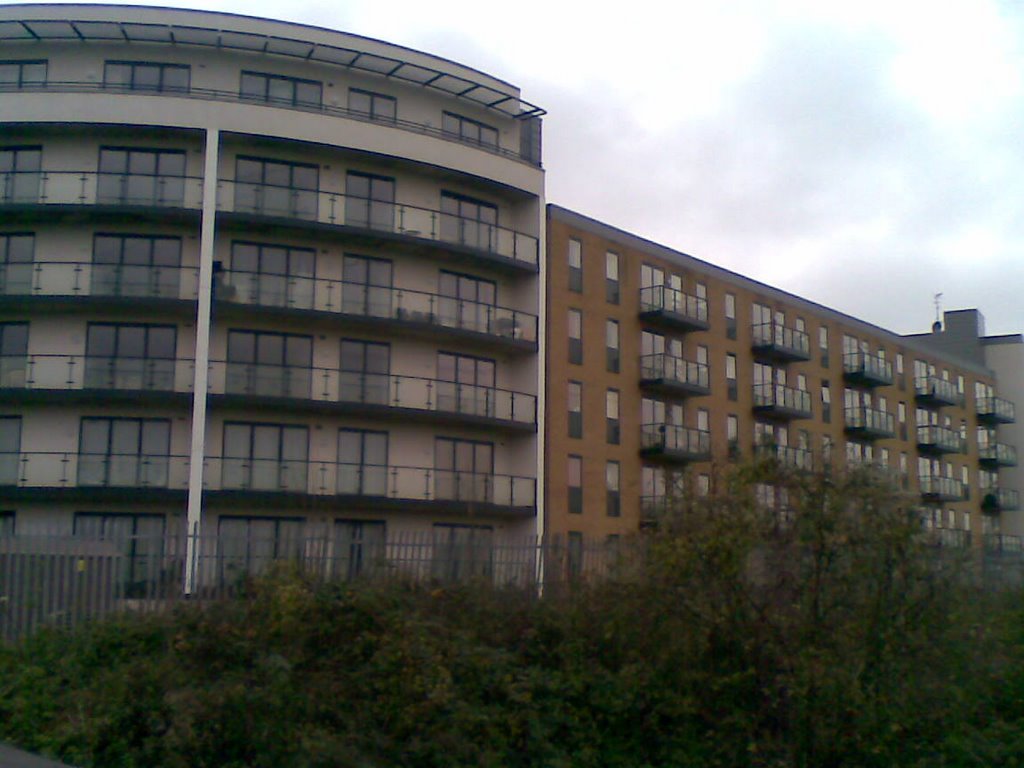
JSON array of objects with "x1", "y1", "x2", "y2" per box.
[
  {"x1": 979, "y1": 443, "x2": 1018, "y2": 467},
  {"x1": 639, "y1": 424, "x2": 711, "y2": 460},
  {"x1": 751, "y1": 322, "x2": 810, "y2": 361},
  {"x1": 0, "y1": 261, "x2": 200, "y2": 301},
  {"x1": 844, "y1": 406, "x2": 896, "y2": 438},
  {"x1": 919, "y1": 476, "x2": 964, "y2": 501},
  {"x1": 753, "y1": 443, "x2": 814, "y2": 471},
  {"x1": 914, "y1": 376, "x2": 964, "y2": 407},
  {"x1": 982, "y1": 487, "x2": 1021, "y2": 512},
  {"x1": 752, "y1": 383, "x2": 812, "y2": 418},
  {"x1": 0, "y1": 170, "x2": 203, "y2": 209},
  {"x1": 638, "y1": 353, "x2": 709, "y2": 394},
  {"x1": 916, "y1": 425, "x2": 964, "y2": 454},
  {"x1": 637, "y1": 285, "x2": 708, "y2": 330},
  {"x1": 842, "y1": 351, "x2": 893, "y2": 386},
  {"x1": 977, "y1": 396, "x2": 1016, "y2": 424}
]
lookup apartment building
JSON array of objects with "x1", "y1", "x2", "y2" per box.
[
  {"x1": 546, "y1": 205, "x2": 1018, "y2": 547},
  {"x1": 0, "y1": 5, "x2": 545, "y2": 577}
]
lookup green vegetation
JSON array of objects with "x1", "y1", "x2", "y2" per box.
[{"x1": 3, "y1": 466, "x2": 1024, "y2": 767}]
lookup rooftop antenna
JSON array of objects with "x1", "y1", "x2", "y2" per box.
[{"x1": 932, "y1": 292, "x2": 943, "y2": 333}]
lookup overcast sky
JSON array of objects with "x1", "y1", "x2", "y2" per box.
[{"x1": 11, "y1": 0, "x2": 1023, "y2": 336}]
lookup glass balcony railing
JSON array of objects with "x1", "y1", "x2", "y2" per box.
[
  {"x1": 639, "y1": 424, "x2": 711, "y2": 460},
  {"x1": 844, "y1": 406, "x2": 896, "y2": 438},
  {"x1": 753, "y1": 443, "x2": 814, "y2": 471},
  {"x1": 0, "y1": 170, "x2": 204, "y2": 209},
  {"x1": 984, "y1": 533, "x2": 1024, "y2": 553},
  {"x1": 637, "y1": 286, "x2": 708, "y2": 330},
  {"x1": 914, "y1": 376, "x2": 964, "y2": 407},
  {"x1": 218, "y1": 271, "x2": 537, "y2": 345},
  {"x1": 218, "y1": 180, "x2": 539, "y2": 269},
  {"x1": 982, "y1": 488, "x2": 1021, "y2": 512},
  {"x1": 979, "y1": 443, "x2": 1018, "y2": 467},
  {"x1": 920, "y1": 476, "x2": 964, "y2": 501},
  {"x1": 977, "y1": 396, "x2": 1016, "y2": 424},
  {"x1": 751, "y1": 322, "x2": 810, "y2": 361},
  {"x1": 0, "y1": 355, "x2": 195, "y2": 393},
  {"x1": 0, "y1": 452, "x2": 537, "y2": 511},
  {"x1": 1, "y1": 80, "x2": 541, "y2": 167},
  {"x1": 638, "y1": 353, "x2": 710, "y2": 394},
  {"x1": 916, "y1": 425, "x2": 964, "y2": 454},
  {"x1": 209, "y1": 363, "x2": 537, "y2": 426},
  {"x1": 752, "y1": 383, "x2": 812, "y2": 418},
  {"x1": 842, "y1": 351, "x2": 893, "y2": 386},
  {"x1": 0, "y1": 261, "x2": 200, "y2": 301}
]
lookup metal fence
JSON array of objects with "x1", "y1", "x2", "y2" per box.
[{"x1": 0, "y1": 528, "x2": 624, "y2": 643}]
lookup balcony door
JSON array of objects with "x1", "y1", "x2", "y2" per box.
[
  {"x1": 97, "y1": 147, "x2": 185, "y2": 206},
  {"x1": 221, "y1": 423, "x2": 308, "y2": 492},
  {"x1": 0, "y1": 146, "x2": 41, "y2": 203},
  {"x1": 341, "y1": 254, "x2": 392, "y2": 318},
  {"x1": 91, "y1": 234, "x2": 182, "y2": 298},
  {"x1": 0, "y1": 233, "x2": 33, "y2": 295},
  {"x1": 438, "y1": 271, "x2": 496, "y2": 334},
  {"x1": 337, "y1": 429, "x2": 388, "y2": 496},
  {"x1": 434, "y1": 438, "x2": 493, "y2": 503},
  {"x1": 226, "y1": 330, "x2": 312, "y2": 399},
  {"x1": 339, "y1": 339, "x2": 390, "y2": 405},
  {"x1": 0, "y1": 322, "x2": 28, "y2": 389},
  {"x1": 229, "y1": 241, "x2": 315, "y2": 309},
  {"x1": 0, "y1": 416, "x2": 20, "y2": 485},
  {"x1": 78, "y1": 417, "x2": 170, "y2": 488},
  {"x1": 436, "y1": 352, "x2": 495, "y2": 418},
  {"x1": 85, "y1": 323, "x2": 176, "y2": 391},
  {"x1": 345, "y1": 172, "x2": 394, "y2": 231},
  {"x1": 440, "y1": 192, "x2": 497, "y2": 252}
]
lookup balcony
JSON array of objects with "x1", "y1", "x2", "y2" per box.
[
  {"x1": 916, "y1": 425, "x2": 964, "y2": 455},
  {"x1": 844, "y1": 406, "x2": 896, "y2": 440},
  {"x1": 217, "y1": 271, "x2": 537, "y2": 351},
  {"x1": 0, "y1": 453, "x2": 537, "y2": 516},
  {"x1": 638, "y1": 354, "x2": 710, "y2": 398},
  {"x1": 842, "y1": 351, "x2": 893, "y2": 387},
  {"x1": 752, "y1": 383, "x2": 812, "y2": 420},
  {"x1": 982, "y1": 488, "x2": 1021, "y2": 513},
  {"x1": 984, "y1": 533, "x2": 1024, "y2": 553},
  {"x1": 218, "y1": 180, "x2": 539, "y2": 273},
  {"x1": 0, "y1": 79, "x2": 542, "y2": 167},
  {"x1": 637, "y1": 286, "x2": 709, "y2": 332},
  {"x1": 750, "y1": 322, "x2": 810, "y2": 362},
  {"x1": 977, "y1": 396, "x2": 1016, "y2": 425},
  {"x1": 639, "y1": 424, "x2": 711, "y2": 463},
  {"x1": 979, "y1": 443, "x2": 1018, "y2": 468},
  {"x1": 920, "y1": 476, "x2": 964, "y2": 502},
  {"x1": 0, "y1": 261, "x2": 199, "y2": 307},
  {"x1": 0, "y1": 355, "x2": 195, "y2": 404},
  {"x1": 753, "y1": 443, "x2": 814, "y2": 471},
  {"x1": 0, "y1": 170, "x2": 203, "y2": 214},
  {"x1": 914, "y1": 376, "x2": 964, "y2": 408},
  {"x1": 210, "y1": 363, "x2": 536, "y2": 431}
]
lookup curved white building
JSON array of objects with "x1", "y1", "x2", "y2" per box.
[{"x1": 0, "y1": 5, "x2": 545, "y2": 583}]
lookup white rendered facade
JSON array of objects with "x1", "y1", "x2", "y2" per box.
[{"x1": 0, "y1": 5, "x2": 545, "y2": 574}]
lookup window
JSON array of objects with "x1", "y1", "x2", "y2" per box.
[
  {"x1": 606, "y1": 251, "x2": 620, "y2": 304},
  {"x1": 0, "y1": 232, "x2": 33, "y2": 294},
  {"x1": 0, "y1": 146, "x2": 41, "y2": 203},
  {"x1": 898, "y1": 401, "x2": 907, "y2": 439},
  {"x1": 74, "y1": 512, "x2": 165, "y2": 595},
  {"x1": 0, "y1": 322, "x2": 28, "y2": 387},
  {"x1": 725, "y1": 292, "x2": 737, "y2": 339},
  {"x1": 568, "y1": 455, "x2": 582, "y2": 514},
  {"x1": 440, "y1": 192, "x2": 498, "y2": 251},
  {"x1": 726, "y1": 353, "x2": 737, "y2": 400},
  {"x1": 727, "y1": 414, "x2": 739, "y2": 456},
  {"x1": 437, "y1": 352, "x2": 496, "y2": 418},
  {"x1": 442, "y1": 112, "x2": 498, "y2": 148},
  {"x1": 434, "y1": 438, "x2": 493, "y2": 503},
  {"x1": 821, "y1": 381, "x2": 831, "y2": 423},
  {"x1": 957, "y1": 375, "x2": 965, "y2": 395},
  {"x1": 345, "y1": 172, "x2": 395, "y2": 231},
  {"x1": 606, "y1": 389, "x2": 620, "y2": 445},
  {"x1": 698, "y1": 474, "x2": 711, "y2": 497},
  {"x1": 218, "y1": 515, "x2": 305, "y2": 580},
  {"x1": 896, "y1": 353, "x2": 905, "y2": 375},
  {"x1": 85, "y1": 323, "x2": 176, "y2": 391},
  {"x1": 78, "y1": 417, "x2": 170, "y2": 488},
  {"x1": 606, "y1": 319, "x2": 620, "y2": 373},
  {"x1": 568, "y1": 381, "x2": 582, "y2": 439},
  {"x1": 226, "y1": 330, "x2": 312, "y2": 398},
  {"x1": 438, "y1": 270, "x2": 496, "y2": 334},
  {"x1": 0, "y1": 511, "x2": 13, "y2": 536},
  {"x1": 567, "y1": 238, "x2": 582, "y2": 293},
  {"x1": 91, "y1": 234, "x2": 182, "y2": 298},
  {"x1": 348, "y1": 88, "x2": 396, "y2": 122},
  {"x1": 606, "y1": 461, "x2": 621, "y2": 517},
  {"x1": 819, "y1": 326, "x2": 829, "y2": 367},
  {"x1": 226, "y1": 241, "x2": 315, "y2": 309},
  {"x1": 222, "y1": 422, "x2": 308, "y2": 491},
  {"x1": 337, "y1": 429, "x2": 388, "y2": 495},
  {"x1": 432, "y1": 523, "x2": 494, "y2": 581},
  {"x1": 240, "y1": 70, "x2": 322, "y2": 107},
  {"x1": 341, "y1": 254, "x2": 393, "y2": 317},
  {"x1": 235, "y1": 156, "x2": 318, "y2": 219},
  {"x1": 98, "y1": 147, "x2": 185, "y2": 206},
  {"x1": 104, "y1": 60, "x2": 189, "y2": 92},
  {"x1": 0, "y1": 416, "x2": 21, "y2": 486},
  {"x1": 333, "y1": 519, "x2": 387, "y2": 579},
  {"x1": 339, "y1": 339, "x2": 390, "y2": 405},
  {"x1": 0, "y1": 60, "x2": 46, "y2": 87},
  {"x1": 568, "y1": 309, "x2": 582, "y2": 364}
]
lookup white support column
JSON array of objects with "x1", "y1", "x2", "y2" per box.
[{"x1": 184, "y1": 126, "x2": 220, "y2": 595}]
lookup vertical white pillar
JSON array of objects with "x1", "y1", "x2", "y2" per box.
[{"x1": 184, "y1": 126, "x2": 219, "y2": 595}]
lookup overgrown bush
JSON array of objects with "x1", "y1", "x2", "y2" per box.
[{"x1": 1, "y1": 464, "x2": 1022, "y2": 766}]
